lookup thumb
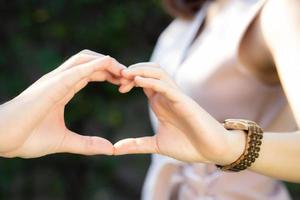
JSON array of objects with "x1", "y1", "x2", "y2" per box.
[
  {"x1": 57, "y1": 130, "x2": 114, "y2": 156},
  {"x1": 113, "y1": 136, "x2": 159, "y2": 155}
]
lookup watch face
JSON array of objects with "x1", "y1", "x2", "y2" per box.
[{"x1": 223, "y1": 119, "x2": 250, "y2": 131}]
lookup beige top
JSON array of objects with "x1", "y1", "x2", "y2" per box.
[{"x1": 142, "y1": 0, "x2": 297, "y2": 199}]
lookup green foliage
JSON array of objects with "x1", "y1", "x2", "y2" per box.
[{"x1": 0, "y1": 0, "x2": 170, "y2": 199}]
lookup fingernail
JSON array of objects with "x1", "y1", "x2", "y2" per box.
[{"x1": 119, "y1": 86, "x2": 125, "y2": 93}]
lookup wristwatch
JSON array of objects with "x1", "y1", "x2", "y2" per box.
[{"x1": 216, "y1": 119, "x2": 263, "y2": 172}]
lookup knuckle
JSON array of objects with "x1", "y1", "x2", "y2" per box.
[
  {"x1": 68, "y1": 54, "x2": 77, "y2": 62},
  {"x1": 107, "y1": 56, "x2": 116, "y2": 63},
  {"x1": 100, "y1": 56, "x2": 113, "y2": 65},
  {"x1": 72, "y1": 53, "x2": 86, "y2": 62},
  {"x1": 80, "y1": 49, "x2": 106, "y2": 58},
  {"x1": 79, "y1": 49, "x2": 92, "y2": 54}
]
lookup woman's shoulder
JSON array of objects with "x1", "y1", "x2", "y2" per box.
[
  {"x1": 235, "y1": 0, "x2": 300, "y2": 85},
  {"x1": 260, "y1": 0, "x2": 300, "y2": 50}
]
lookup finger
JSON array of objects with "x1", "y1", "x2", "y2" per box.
[
  {"x1": 105, "y1": 73, "x2": 121, "y2": 85},
  {"x1": 39, "y1": 50, "x2": 115, "y2": 82},
  {"x1": 120, "y1": 77, "x2": 133, "y2": 85},
  {"x1": 58, "y1": 78, "x2": 89, "y2": 105},
  {"x1": 122, "y1": 64, "x2": 177, "y2": 89},
  {"x1": 14, "y1": 56, "x2": 122, "y2": 139},
  {"x1": 102, "y1": 57, "x2": 126, "y2": 77},
  {"x1": 113, "y1": 136, "x2": 158, "y2": 155},
  {"x1": 143, "y1": 88, "x2": 154, "y2": 98},
  {"x1": 122, "y1": 64, "x2": 168, "y2": 81},
  {"x1": 55, "y1": 53, "x2": 99, "y2": 74},
  {"x1": 128, "y1": 62, "x2": 160, "y2": 70},
  {"x1": 59, "y1": 69, "x2": 122, "y2": 105},
  {"x1": 28, "y1": 50, "x2": 112, "y2": 91},
  {"x1": 118, "y1": 77, "x2": 135, "y2": 93},
  {"x1": 45, "y1": 50, "x2": 103, "y2": 79},
  {"x1": 79, "y1": 49, "x2": 105, "y2": 57},
  {"x1": 43, "y1": 56, "x2": 114, "y2": 105},
  {"x1": 134, "y1": 76, "x2": 180, "y2": 102},
  {"x1": 119, "y1": 81, "x2": 135, "y2": 93},
  {"x1": 89, "y1": 71, "x2": 121, "y2": 85},
  {"x1": 58, "y1": 49, "x2": 106, "y2": 72},
  {"x1": 27, "y1": 53, "x2": 100, "y2": 90},
  {"x1": 57, "y1": 131, "x2": 114, "y2": 155},
  {"x1": 62, "y1": 54, "x2": 125, "y2": 78}
]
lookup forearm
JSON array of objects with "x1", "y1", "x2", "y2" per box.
[{"x1": 229, "y1": 130, "x2": 300, "y2": 182}]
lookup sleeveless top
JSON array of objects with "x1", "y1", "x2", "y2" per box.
[{"x1": 142, "y1": 0, "x2": 297, "y2": 199}]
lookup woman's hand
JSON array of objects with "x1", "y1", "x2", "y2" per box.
[
  {"x1": 0, "y1": 50, "x2": 124, "y2": 158},
  {"x1": 114, "y1": 63, "x2": 245, "y2": 165}
]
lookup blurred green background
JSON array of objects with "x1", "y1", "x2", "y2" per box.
[
  {"x1": 0, "y1": 0, "x2": 299, "y2": 200},
  {"x1": 0, "y1": 0, "x2": 170, "y2": 199}
]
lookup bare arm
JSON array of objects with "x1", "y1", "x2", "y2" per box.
[
  {"x1": 114, "y1": 0, "x2": 300, "y2": 181},
  {"x1": 230, "y1": 0, "x2": 300, "y2": 182},
  {"x1": 230, "y1": 130, "x2": 300, "y2": 182},
  {"x1": 113, "y1": 0, "x2": 300, "y2": 183}
]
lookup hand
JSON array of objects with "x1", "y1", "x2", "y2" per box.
[
  {"x1": 114, "y1": 63, "x2": 245, "y2": 165},
  {"x1": 0, "y1": 50, "x2": 124, "y2": 158}
]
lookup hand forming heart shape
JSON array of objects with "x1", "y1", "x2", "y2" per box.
[
  {"x1": 0, "y1": 50, "x2": 239, "y2": 166},
  {"x1": 115, "y1": 63, "x2": 240, "y2": 166},
  {"x1": 0, "y1": 50, "x2": 122, "y2": 158}
]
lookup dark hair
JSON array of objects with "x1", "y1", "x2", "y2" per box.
[{"x1": 163, "y1": 0, "x2": 210, "y2": 19}]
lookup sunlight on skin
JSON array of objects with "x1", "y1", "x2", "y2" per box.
[
  {"x1": 0, "y1": 50, "x2": 125, "y2": 158},
  {"x1": 114, "y1": 63, "x2": 243, "y2": 165}
]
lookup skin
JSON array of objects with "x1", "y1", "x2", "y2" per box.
[
  {"x1": 0, "y1": 0, "x2": 299, "y2": 183},
  {"x1": 114, "y1": 0, "x2": 300, "y2": 183},
  {"x1": 0, "y1": 50, "x2": 125, "y2": 158}
]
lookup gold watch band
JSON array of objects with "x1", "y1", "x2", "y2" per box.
[{"x1": 216, "y1": 119, "x2": 263, "y2": 172}]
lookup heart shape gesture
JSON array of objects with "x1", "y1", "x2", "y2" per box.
[
  {"x1": 0, "y1": 50, "x2": 125, "y2": 158},
  {"x1": 114, "y1": 63, "x2": 245, "y2": 165},
  {"x1": 0, "y1": 51, "x2": 242, "y2": 166}
]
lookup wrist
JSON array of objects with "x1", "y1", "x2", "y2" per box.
[{"x1": 218, "y1": 130, "x2": 246, "y2": 165}]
